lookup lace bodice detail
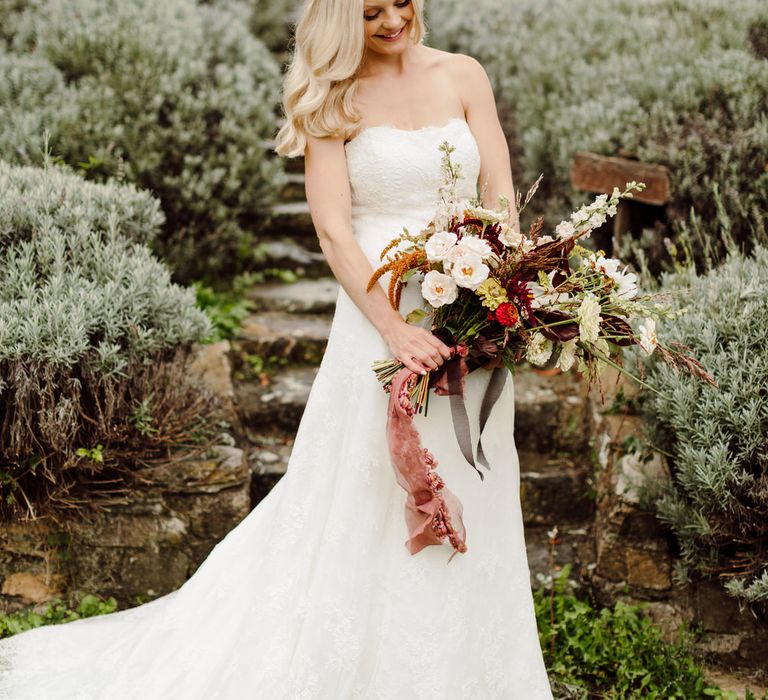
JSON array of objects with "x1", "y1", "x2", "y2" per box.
[{"x1": 344, "y1": 118, "x2": 481, "y2": 220}]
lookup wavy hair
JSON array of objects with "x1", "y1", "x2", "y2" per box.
[{"x1": 275, "y1": 0, "x2": 427, "y2": 157}]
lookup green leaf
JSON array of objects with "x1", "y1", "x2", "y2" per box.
[{"x1": 405, "y1": 308, "x2": 427, "y2": 325}]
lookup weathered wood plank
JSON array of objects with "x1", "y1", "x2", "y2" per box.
[{"x1": 570, "y1": 151, "x2": 670, "y2": 206}]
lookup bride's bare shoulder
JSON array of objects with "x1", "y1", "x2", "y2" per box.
[{"x1": 419, "y1": 45, "x2": 490, "y2": 92}]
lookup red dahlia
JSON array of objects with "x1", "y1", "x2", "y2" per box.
[{"x1": 495, "y1": 302, "x2": 519, "y2": 327}]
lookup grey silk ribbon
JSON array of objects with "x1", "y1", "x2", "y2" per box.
[{"x1": 447, "y1": 363, "x2": 508, "y2": 481}]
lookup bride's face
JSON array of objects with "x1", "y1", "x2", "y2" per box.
[{"x1": 362, "y1": 0, "x2": 415, "y2": 55}]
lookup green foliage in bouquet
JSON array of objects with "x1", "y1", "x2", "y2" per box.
[
  {"x1": 0, "y1": 161, "x2": 218, "y2": 520},
  {"x1": 0, "y1": 0, "x2": 285, "y2": 281},
  {"x1": 638, "y1": 246, "x2": 768, "y2": 603},
  {"x1": 426, "y1": 0, "x2": 768, "y2": 264}
]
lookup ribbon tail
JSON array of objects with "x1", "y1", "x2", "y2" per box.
[
  {"x1": 386, "y1": 367, "x2": 468, "y2": 557},
  {"x1": 475, "y1": 366, "x2": 507, "y2": 469}
]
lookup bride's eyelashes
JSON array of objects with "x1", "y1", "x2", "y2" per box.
[{"x1": 364, "y1": 0, "x2": 411, "y2": 22}]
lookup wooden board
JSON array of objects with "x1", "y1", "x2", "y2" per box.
[{"x1": 570, "y1": 151, "x2": 670, "y2": 206}]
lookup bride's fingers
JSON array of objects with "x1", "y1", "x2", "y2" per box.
[
  {"x1": 414, "y1": 341, "x2": 443, "y2": 368},
  {"x1": 426, "y1": 335, "x2": 453, "y2": 360},
  {"x1": 401, "y1": 354, "x2": 430, "y2": 375}
]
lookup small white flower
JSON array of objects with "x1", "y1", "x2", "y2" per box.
[
  {"x1": 556, "y1": 338, "x2": 578, "y2": 372},
  {"x1": 577, "y1": 292, "x2": 601, "y2": 343},
  {"x1": 555, "y1": 220, "x2": 576, "y2": 239},
  {"x1": 606, "y1": 204, "x2": 618, "y2": 217},
  {"x1": 588, "y1": 211, "x2": 607, "y2": 228},
  {"x1": 588, "y1": 253, "x2": 638, "y2": 299},
  {"x1": 456, "y1": 235, "x2": 493, "y2": 260},
  {"x1": 526, "y1": 271, "x2": 571, "y2": 310},
  {"x1": 526, "y1": 332, "x2": 553, "y2": 366},
  {"x1": 424, "y1": 230, "x2": 458, "y2": 263},
  {"x1": 498, "y1": 222, "x2": 523, "y2": 247},
  {"x1": 638, "y1": 318, "x2": 657, "y2": 356},
  {"x1": 421, "y1": 270, "x2": 458, "y2": 308},
  {"x1": 448, "y1": 250, "x2": 489, "y2": 290},
  {"x1": 611, "y1": 186, "x2": 621, "y2": 199}
]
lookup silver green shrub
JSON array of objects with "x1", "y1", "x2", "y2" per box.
[
  {"x1": 0, "y1": 0, "x2": 285, "y2": 280},
  {"x1": 0, "y1": 160, "x2": 163, "y2": 248},
  {"x1": 426, "y1": 0, "x2": 768, "y2": 258},
  {"x1": 0, "y1": 161, "x2": 214, "y2": 519},
  {"x1": 206, "y1": 0, "x2": 297, "y2": 52},
  {"x1": 638, "y1": 246, "x2": 768, "y2": 602}
]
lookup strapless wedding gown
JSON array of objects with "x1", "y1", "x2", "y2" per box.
[{"x1": 0, "y1": 117, "x2": 553, "y2": 699}]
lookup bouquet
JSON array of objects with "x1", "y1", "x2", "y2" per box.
[{"x1": 369, "y1": 141, "x2": 715, "y2": 561}]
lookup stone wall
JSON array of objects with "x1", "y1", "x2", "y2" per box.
[
  {"x1": 0, "y1": 446, "x2": 250, "y2": 612},
  {"x1": 588, "y1": 370, "x2": 768, "y2": 671}
]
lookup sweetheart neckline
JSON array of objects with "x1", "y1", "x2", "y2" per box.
[{"x1": 344, "y1": 117, "x2": 469, "y2": 149}]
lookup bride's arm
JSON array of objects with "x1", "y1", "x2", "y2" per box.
[
  {"x1": 451, "y1": 54, "x2": 521, "y2": 234},
  {"x1": 303, "y1": 133, "x2": 451, "y2": 375}
]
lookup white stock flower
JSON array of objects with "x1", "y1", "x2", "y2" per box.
[
  {"x1": 577, "y1": 292, "x2": 601, "y2": 343},
  {"x1": 638, "y1": 318, "x2": 658, "y2": 356},
  {"x1": 424, "y1": 230, "x2": 458, "y2": 263},
  {"x1": 555, "y1": 220, "x2": 576, "y2": 239},
  {"x1": 421, "y1": 270, "x2": 458, "y2": 308},
  {"x1": 526, "y1": 332, "x2": 553, "y2": 366},
  {"x1": 448, "y1": 249, "x2": 489, "y2": 290},
  {"x1": 556, "y1": 338, "x2": 578, "y2": 372},
  {"x1": 588, "y1": 211, "x2": 607, "y2": 228},
  {"x1": 498, "y1": 222, "x2": 523, "y2": 247},
  {"x1": 456, "y1": 235, "x2": 492, "y2": 259}
]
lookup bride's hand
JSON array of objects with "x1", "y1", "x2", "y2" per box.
[{"x1": 380, "y1": 321, "x2": 453, "y2": 376}]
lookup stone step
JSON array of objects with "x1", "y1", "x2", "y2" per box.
[
  {"x1": 235, "y1": 311, "x2": 331, "y2": 365},
  {"x1": 235, "y1": 365, "x2": 317, "y2": 434},
  {"x1": 512, "y1": 368, "x2": 590, "y2": 454},
  {"x1": 518, "y1": 450, "x2": 594, "y2": 526},
  {"x1": 244, "y1": 431, "x2": 294, "y2": 507},
  {"x1": 248, "y1": 277, "x2": 339, "y2": 314},
  {"x1": 264, "y1": 201, "x2": 318, "y2": 246},
  {"x1": 253, "y1": 238, "x2": 330, "y2": 278},
  {"x1": 279, "y1": 173, "x2": 305, "y2": 201}
]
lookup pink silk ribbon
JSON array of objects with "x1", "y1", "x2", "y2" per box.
[{"x1": 386, "y1": 366, "x2": 468, "y2": 560}]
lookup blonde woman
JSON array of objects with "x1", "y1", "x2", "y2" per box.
[{"x1": 0, "y1": 1, "x2": 552, "y2": 697}]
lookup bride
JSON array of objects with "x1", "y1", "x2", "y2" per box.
[{"x1": 0, "y1": 0, "x2": 553, "y2": 697}]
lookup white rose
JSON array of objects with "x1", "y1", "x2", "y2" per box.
[
  {"x1": 556, "y1": 338, "x2": 578, "y2": 372},
  {"x1": 577, "y1": 292, "x2": 601, "y2": 343},
  {"x1": 421, "y1": 270, "x2": 458, "y2": 308},
  {"x1": 448, "y1": 250, "x2": 489, "y2": 290},
  {"x1": 424, "y1": 231, "x2": 458, "y2": 263},
  {"x1": 498, "y1": 222, "x2": 523, "y2": 247},
  {"x1": 456, "y1": 235, "x2": 492, "y2": 259},
  {"x1": 525, "y1": 332, "x2": 553, "y2": 367}
]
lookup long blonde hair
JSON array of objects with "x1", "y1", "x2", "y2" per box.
[{"x1": 275, "y1": 0, "x2": 427, "y2": 157}]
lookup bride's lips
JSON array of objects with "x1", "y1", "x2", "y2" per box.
[{"x1": 375, "y1": 24, "x2": 406, "y2": 42}]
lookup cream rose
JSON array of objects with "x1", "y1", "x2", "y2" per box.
[{"x1": 421, "y1": 270, "x2": 458, "y2": 308}]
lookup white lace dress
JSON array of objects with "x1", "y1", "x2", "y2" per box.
[{"x1": 0, "y1": 117, "x2": 553, "y2": 700}]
